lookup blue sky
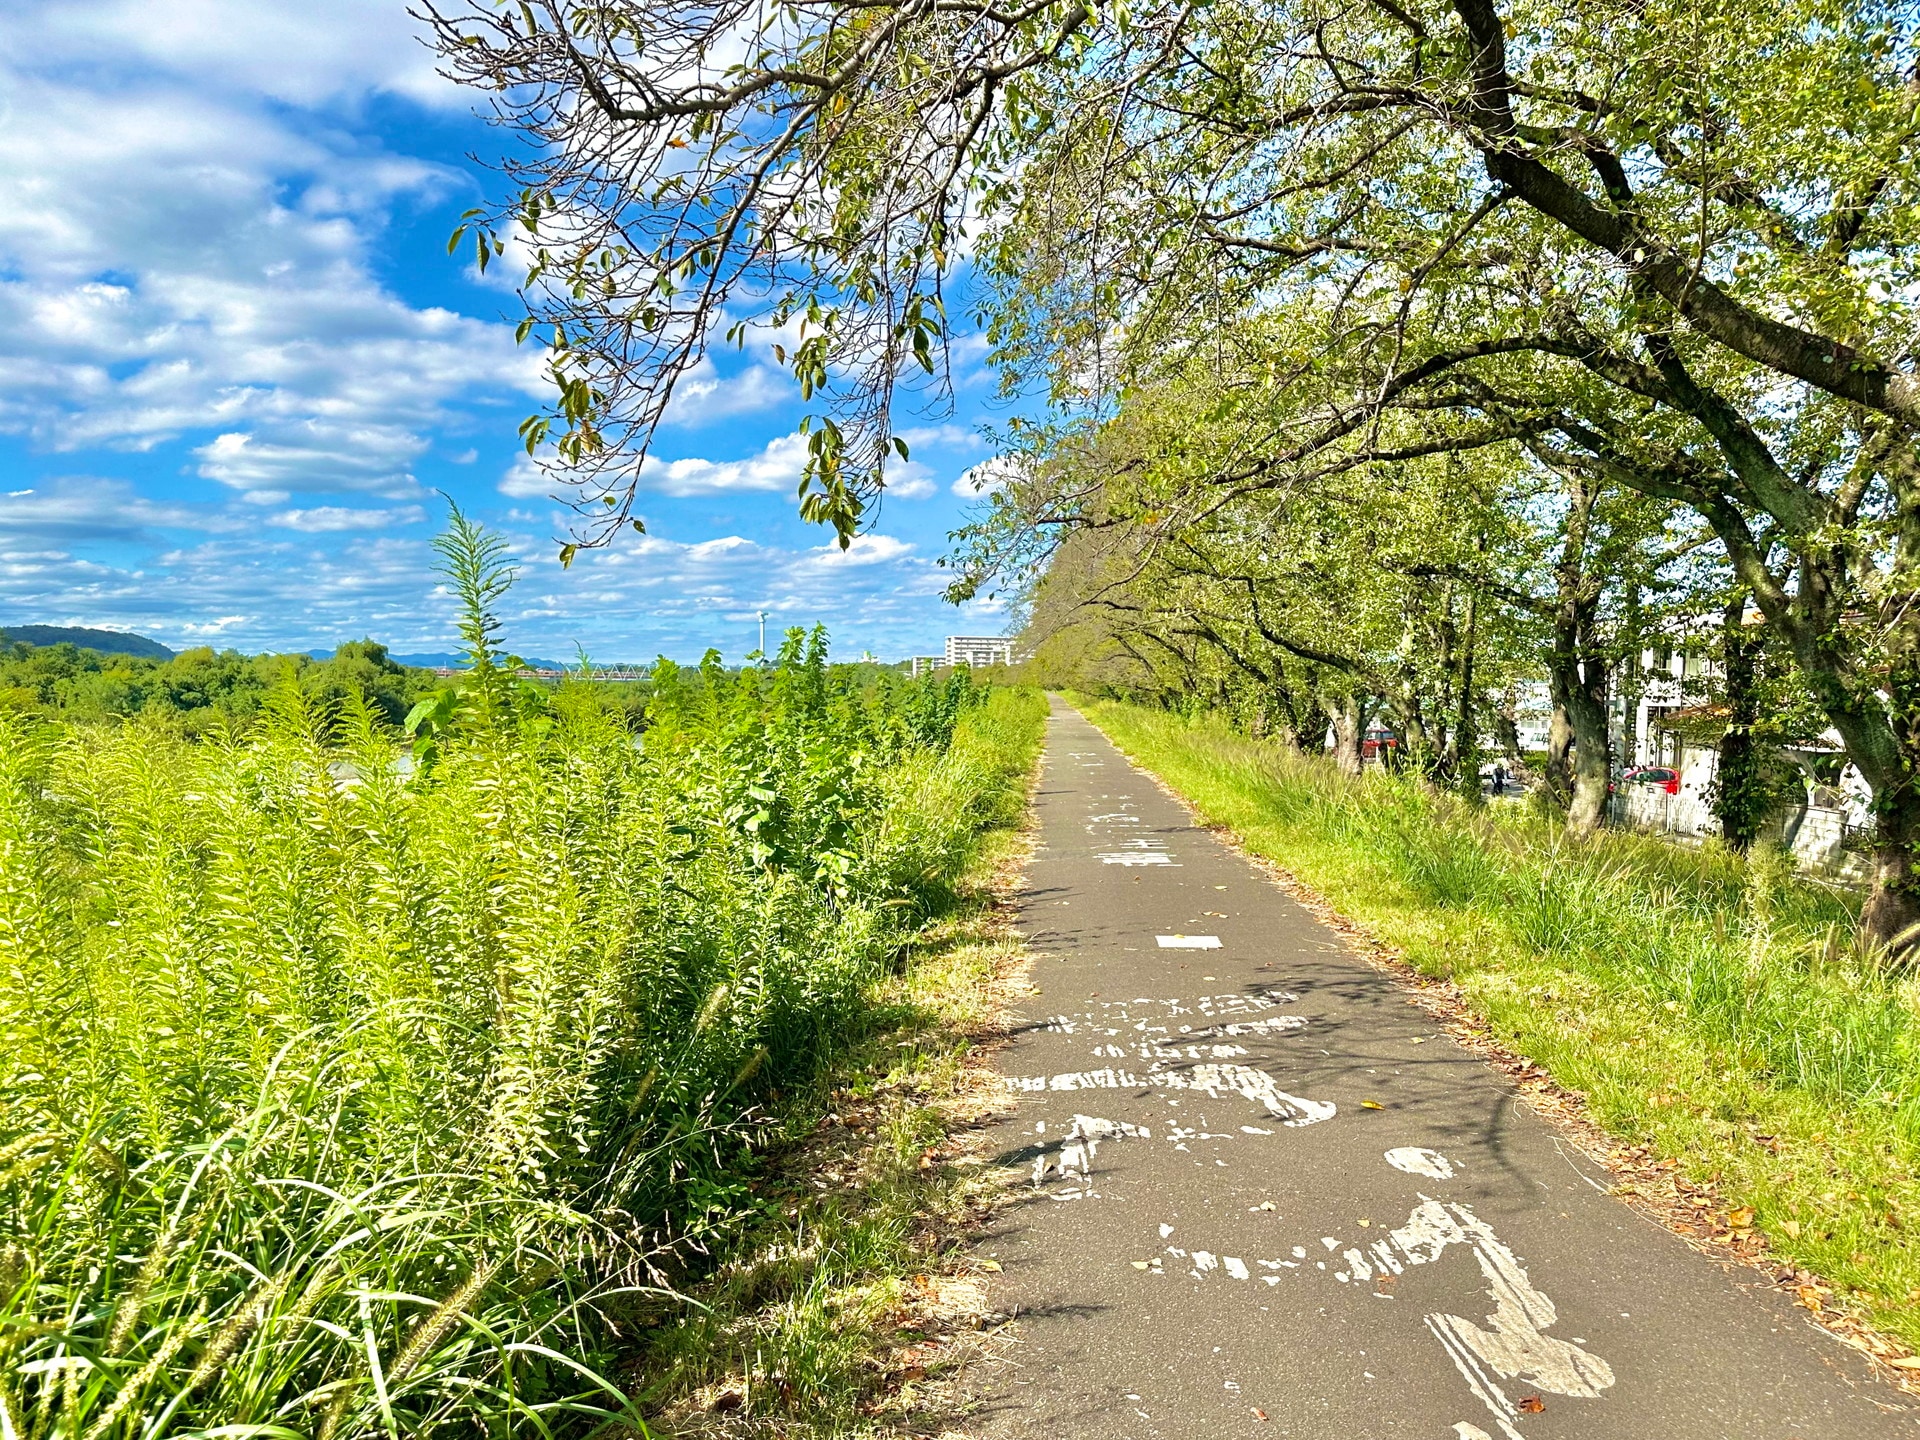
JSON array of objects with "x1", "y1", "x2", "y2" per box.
[{"x1": 0, "y1": 0, "x2": 1018, "y2": 663}]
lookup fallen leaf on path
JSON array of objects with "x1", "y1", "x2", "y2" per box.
[
  {"x1": 1516, "y1": 1395, "x2": 1546, "y2": 1414},
  {"x1": 1131, "y1": 1260, "x2": 1150, "y2": 1270},
  {"x1": 1888, "y1": 1356, "x2": 1920, "y2": 1370},
  {"x1": 1361, "y1": 1100, "x2": 1384, "y2": 1110},
  {"x1": 980, "y1": 1260, "x2": 1002, "y2": 1272},
  {"x1": 1251, "y1": 1408, "x2": 1268, "y2": 1420},
  {"x1": 1728, "y1": 1206, "x2": 1755, "y2": 1228}
]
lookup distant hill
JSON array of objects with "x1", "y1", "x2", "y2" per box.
[{"x1": 1, "y1": 625, "x2": 175, "y2": 661}]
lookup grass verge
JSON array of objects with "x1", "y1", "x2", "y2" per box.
[
  {"x1": 1079, "y1": 697, "x2": 1920, "y2": 1363},
  {"x1": 625, "y1": 690, "x2": 1046, "y2": 1437}
]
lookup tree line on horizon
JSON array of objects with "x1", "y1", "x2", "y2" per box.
[
  {"x1": 0, "y1": 633, "x2": 930, "y2": 734},
  {"x1": 0, "y1": 638, "x2": 443, "y2": 733}
]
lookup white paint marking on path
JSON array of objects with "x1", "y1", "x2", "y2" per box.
[
  {"x1": 1028, "y1": 1113, "x2": 1150, "y2": 1197},
  {"x1": 1007, "y1": 1062, "x2": 1335, "y2": 1126},
  {"x1": 1008, "y1": 1067, "x2": 1152, "y2": 1093},
  {"x1": 1126, "y1": 1042, "x2": 1251, "y2": 1060},
  {"x1": 1153, "y1": 1063, "x2": 1338, "y2": 1126},
  {"x1": 1044, "y1": 993, "x2": 1301, "y2": 1035},
  {"x1": 1099, "y1": 852, "x2": 1176, "y2": 866},
  {"x1": 1156, "y1": 934, "x2": 1222, "y2": 949},
  {"x1": 1042, "y1": 998, "x2": 1305, "y2": 1037},
  {"x1": 1415, "y1": 1200, "x2": 1614, "y2": 1438},
  {"x1": 1385, "y1": 1146, "x2": 1458, "y2": 1179},
  {"x1": 1213, "y1": 1017, "x2": 1308, "y2": 1036},
  {"x1": 1154, "y1": 1166, "x2": 1614, "y2": 1440}
]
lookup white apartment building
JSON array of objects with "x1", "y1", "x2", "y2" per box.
[{"x1": 943, "y1": 635, "x2": 1014, "y2": 668}]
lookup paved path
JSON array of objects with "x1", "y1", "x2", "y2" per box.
[{"x1": 968, "y1": 700, "x2": 1916, "y2": 1439}]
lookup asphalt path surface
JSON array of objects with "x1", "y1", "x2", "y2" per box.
[{"x1": 967, "y1": 699, "x2": 1917, "y2": 1439}]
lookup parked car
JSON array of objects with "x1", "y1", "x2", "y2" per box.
[
  {"x1": 1620, "y1": 765, "x2": 1681, "y2": 796},
  {"x1": 1361, "y1": 728, "x2": 1401, "y2": 761}
]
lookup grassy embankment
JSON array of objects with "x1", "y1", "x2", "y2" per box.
[
  {"x1": 0, "y1": 539, "x2": 1046, "y2": 1440},
  {"x1": 1081, "y1": 698, "x2": 1920, "y2": 1351}
]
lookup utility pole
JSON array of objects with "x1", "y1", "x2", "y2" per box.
[{"x1": 757, "y1": 611, "x2": 767, "y2": 661}]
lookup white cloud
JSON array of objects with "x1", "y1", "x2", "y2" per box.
[
  {"x1": 953, "y1": 455, "x2": 1020, "y2": 498},
  {"x1": 269, "y1": 505, "x2": 426, "y2": 532},
  {"x1": 884, "y1": 460, "x2": 938, "y2": 500},
  {"x1": 895, "y1": 424, "x2": 978, "y2": 450},
  {"x1": 685, "y1": 536, "x2": 760, "y2": 560},
  {"x1": 815, "y1": 534, "x2": 913, "y2": 566},
  {"x1": 498, "y1": 456, "x2": 553, "y2": 499},
  {"x1": 0, "y1": 20, "x2": 539, "y2": 496},
  {"x1": 638, "y1": 432, "x2": 810, "y2": 496},
  {"x1": 0, "y1": 476, "x2": 239, "y2": 541},
  {"x1": 178, "y1": 614, "x2": 254, "y2": 636},
  {"x1": 194, "y1": 426, "x2": 425, "y2": 499},
  {"x1": 663, "y1": 356, "x2": 791, "y2": 427},
  {"x1": 21, "y1": 0, "x2": 454, "y2": 110}
]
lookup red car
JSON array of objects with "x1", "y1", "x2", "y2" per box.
[
  {"x1": 1361, "y1": 728, "x2": 1400, "y2": 760},
  {"x1": 1621, "y1": 765, "x2": 1681, "y2": 795}
]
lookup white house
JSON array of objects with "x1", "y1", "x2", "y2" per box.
[{"x1": 1609, "y1": 635, "x2": 1869, "y2": 874}]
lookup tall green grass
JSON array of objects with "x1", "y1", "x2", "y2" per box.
[
  {"x1": 0, "y1": 526, "x2": 1040, "y2": 1438},
  {"x1": 1082, "y1": 699, "x2": 1920, "y2": 1344}
]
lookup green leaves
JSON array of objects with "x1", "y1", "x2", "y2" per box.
[{"x1": 794, "y1": 416, "x2": 865, "y2": 548}]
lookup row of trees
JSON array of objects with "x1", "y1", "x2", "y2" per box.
[
  {"x1": 0, "y1": 639, "x2": 440, "y2": 732},
  {"x1": 999, "y1": 388, "x2": 1823, "y2": 842},
  {"x1": 430, "y1": 0, "x2": 1920, "y2": 948}
]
